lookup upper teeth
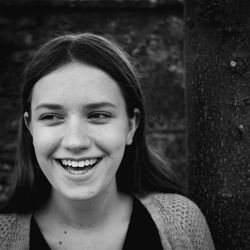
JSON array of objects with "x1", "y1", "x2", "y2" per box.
[{"x1": 61, "y1": 159, "x2": 98, "y2": 168}]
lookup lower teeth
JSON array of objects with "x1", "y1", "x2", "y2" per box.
[{"x1": 67, "y1": 165, "x2": 93, "y2": 173}]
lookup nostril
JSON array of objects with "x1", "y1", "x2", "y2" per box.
[{"x1": 62, "y1": 134, "x2": 92, "y2": 151}]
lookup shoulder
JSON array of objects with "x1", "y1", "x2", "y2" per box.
[
  {"x1": 0, "y1": 213, "x2": 31, "y2": 249},
  {"x1": 139, "y1": 193, "x2": 204, "y2": 220},
  {"x1": 0, "y1": 213, "x2": 21, "y2": 236},
  {"x1": 137, "y1": 193, "x2": 215, "y2": 250},
  {"x1": 138, "y1": 192, "x2": 196, "y2": 208},
  {"x1": 138, "y1": 193, "x2": 205, "y2": 228}
]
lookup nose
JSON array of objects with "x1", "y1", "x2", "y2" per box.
[{"x1": 62, "y1": 116, "x2": 91, "y2": 152}]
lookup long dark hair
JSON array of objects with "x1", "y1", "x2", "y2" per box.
[{"x1": 2, "y1": 33, "x2": 183, "y2": 213}]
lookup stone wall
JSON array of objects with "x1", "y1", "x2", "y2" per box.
[{"x1": 0, "y1": 1, "x2": 184, "y2": 202}]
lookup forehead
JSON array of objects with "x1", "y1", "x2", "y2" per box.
[{"x1": 30, "y1": 62, "x2": 126, "y2": 109}]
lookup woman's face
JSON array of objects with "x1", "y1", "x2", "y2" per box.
[{"x1": 26, "y1": 62, "x2": 138, "y2": 202}]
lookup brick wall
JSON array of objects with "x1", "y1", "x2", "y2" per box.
[{"x1": 0, "y1": 0, "x2": 184, "y2": 202}]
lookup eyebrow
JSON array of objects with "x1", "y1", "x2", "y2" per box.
[
  {"x1": 34, "y1": 102, "x2": 117, "y2": 111},
  {"x1": 85, "y1": 102, "x2": 117, "y2": 109},
  {"x1": 35, "y1": 104, "x2": 63, "y2": 111}
]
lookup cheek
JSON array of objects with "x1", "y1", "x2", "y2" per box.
[
  {"x1": 95, "y1": 123, "x2": 129, "y2": 154},
  {"x1": 32, "y1": 127, "x2": 59, "y2": 157}
]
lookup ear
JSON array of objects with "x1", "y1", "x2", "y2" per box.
[
  {"x1": 24, "y1": 111, "x2": 32, "y2": 135},
  {"x1": 126, "y1": 108, "x2": 140, "y2": 145}
]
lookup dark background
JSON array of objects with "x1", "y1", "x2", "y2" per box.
[
  {"x1": 0, "y1": 0, "x2": 185, "y2": 203},
  {"x1": 186, "y1": 1, "x2": 250, "y2": 249},
  {"x1": 3, "y1": 1, "x2": 250, "y2": 249}
]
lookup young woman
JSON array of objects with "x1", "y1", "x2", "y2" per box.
[{"x1": 0, "y1": 33, "x2": 214, "y2": 249}]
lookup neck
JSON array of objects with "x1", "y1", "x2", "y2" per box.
[{"x1": 41, "y1": 184, "x2": 126, "y2": 230}]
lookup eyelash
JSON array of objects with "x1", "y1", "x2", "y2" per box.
[
  {"x1": 39, "y1": 112, "x2": 111, "y2": 122},
  {"x1": 87, "y1": 112, "x2": 112, "y2": 120},
  {"x1": 39, "y1": 114, "x2": 63, "y2": 121}
]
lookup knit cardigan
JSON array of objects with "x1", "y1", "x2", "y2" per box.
[{"x1": 0, "y1": 193, "x2": 215, "y2": 250}]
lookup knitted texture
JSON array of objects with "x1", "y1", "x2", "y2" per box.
[
  {"x1": 0, "y1": 193, "x2": 214, "y2": 250},
  {"x1": 139, "y1": 193, "x2": 215, "y2": 250},
  {"x1": 0, "y1": 213, "x2": 30, "y2": 250}
]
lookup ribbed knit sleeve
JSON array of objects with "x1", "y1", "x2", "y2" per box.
[
  {"x1": 0, "y1": 213, "x2": 31, "y2": 250},
  {"x1": 139, "y1": 193, "x2": 215, "y2": 250}
]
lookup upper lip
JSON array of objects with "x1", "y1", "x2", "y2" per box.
[{"x1": 56, "y1": 157, "x2": 101, "y2": 161}]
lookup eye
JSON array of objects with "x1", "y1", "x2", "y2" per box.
[
  {"x1": 87, "y1": 112, "x2": 112, "y2": 123},
  {"x1": 39, "y1": 113, "x2": 63, "y2": 122}
]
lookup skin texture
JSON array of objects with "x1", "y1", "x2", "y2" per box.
[{"x1": 24, "y1": 62, "x2": 139, "y2": 249}]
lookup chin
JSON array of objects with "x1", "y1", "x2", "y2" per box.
[{"x1": 62, "y1": 187, "x2": 100, "y2": 202}]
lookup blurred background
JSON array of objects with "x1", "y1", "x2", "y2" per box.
[{"x1": 0, "y1": 0, "x2": 184, "y2": 204}]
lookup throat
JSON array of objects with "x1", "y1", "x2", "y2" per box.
[
  {"x1": 43, "y1": 186, "x2": 129, "y2": 230},
  {"x1": 34, "y1": 192, "x2": 133, "y2": 250}
]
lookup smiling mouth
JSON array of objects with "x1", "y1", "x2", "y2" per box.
[{"x1": 57, "y1": 158, "x2": 100, "y2": 175}]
